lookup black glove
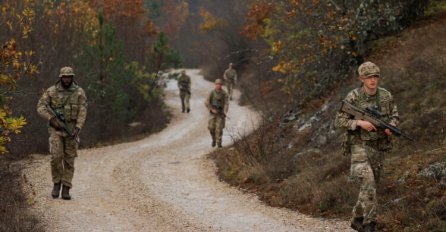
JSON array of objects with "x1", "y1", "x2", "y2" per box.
[{"x1": 49, "y1": 117, "x2": 63, "y2": 130}]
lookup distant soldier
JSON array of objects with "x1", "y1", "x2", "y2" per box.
[
  {"x1": 177, "y1": 70, "x2": 191, "y2": 113},
  {"x1": 335, "y1": 62, "x2": 399, "y2": 232},
  {"x1": 223, "y1": 63, "x2": 237, "y2": 100},
  {"x1": 205, "y1": 79, "x2": 229, "y2": 148},
  {"x1": 37, "y1": 67, "x2": 87, "y2": 200}
]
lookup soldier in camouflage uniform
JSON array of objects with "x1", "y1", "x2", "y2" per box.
[
  {"x1": 205, "y1": 79, "x2": 229, "y2": 148},
  {"x1": 335, "y1": 62, "x2": 399, "y2": 232},
  {"x1": 223, "y1": 63, "x2": 237, "y2": 101},
  {"x1": 37, "y1": 67, "x2": 87, "y2": 200},
  {"x1": 177, "y1": 70, "x2": 191, "y2": 113}
]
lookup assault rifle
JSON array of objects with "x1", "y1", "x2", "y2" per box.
[
  {"x1": 46, "y1": 105, "x2": 80, "y2": 144},
  {"x1": 340, "y1": 100, "x2": 414, "y2": 141}
]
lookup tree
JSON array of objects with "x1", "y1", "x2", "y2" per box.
[
  {"x1": 150, "y1": 32, "x2": 182, "y2": 71},
  {"x1": 0, "y1": 0, "x2": 39, "y2": 154},
  {"x1": 243, "y1": 0, "x2": 428, "y2": 104}
]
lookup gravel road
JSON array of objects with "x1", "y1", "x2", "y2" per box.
[{"x1": 22, "y1": 69, "x2": 353, "y2": 232}]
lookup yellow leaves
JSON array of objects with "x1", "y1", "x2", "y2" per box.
[
  {"x1": 0, "y1": 110, "x2": 27, "y2": 154},
  {"x1": 22, "y1": 25, "x2": 32, "y2": 38},
  {"x1": 0, "y1": 74, "x2": 16, "y2": 90},
  {"x1": 6, "y1": 21, "x2": 13, "y2": 31},
  {"x1": 272, "y1": 40, "x2": 282, "y2": 54},
  {"x1": 0, "y1": 144, "x2": 6, "y2": 154},
  {"x1": 242, "y1": 3, "x2": 272, "y2": 40},
  {"x1": 199, "y1": 8, "x2": 221, "y2": 32},
  {"x1": 0, "y1": 1, "x2": 35, "y2": 154},
  {"x1": 22, "y1": 8, "x2": 35, "y2": 18},
  {"x1": 7, "y1": 116, "x2": 27, "y2": 134},
  {"x1": 272, "y1": 61, "x2": 292, "y2": 74}
]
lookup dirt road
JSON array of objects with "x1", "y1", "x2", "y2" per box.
[{"x1": 22, "y1": 69, "x2": 352, "y2": 231}]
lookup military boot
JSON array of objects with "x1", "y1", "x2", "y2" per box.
[
  {"x1": 51, "y1": 182, "x2": 61, "y2": 198},
  {"x1": 61, "y1": 185, "x2": 71, "y2": 200},
  {"x1": 361, "y1": 221, "x2": 376, "y2": 232},
  {"x1": 217, "y1": 142, "x2": 222, "y2": 148},
  {"x1": 350, "y1": 216, "x2": 364, "y2": 231}
]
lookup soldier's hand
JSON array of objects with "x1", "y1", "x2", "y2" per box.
[
  {"x1": 211, "y1": 108, "x2": 218, "y2": 114},
  {"x1": 357, "y1": 120, "x2": 377, "y2": 132},
  {"x1": 384, "y1": 128, "x2": 392, "y2": 136},
  {"x1": 49, "y1": 117, "x2": 63, "y2": 130}
]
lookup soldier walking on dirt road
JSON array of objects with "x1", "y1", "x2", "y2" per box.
[
  {"x1": 223, "y1": 63, "x2": 237, "y2": 101},
  {"x1": 178, "y1": 70, "x2": 191, "y2": 113},
  {"x1": 37, "y1": 67, "x2": 87, "y2": 200},
  {"x1": 205, "y1": 79, "x2": 229, "y2": 148}
]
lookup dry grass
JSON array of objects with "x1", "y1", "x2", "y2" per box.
[
  {"x1": 0, "y1": 156, "x2": 43, "y2": 232},
  {"x1": 211, "y1": 13, "x2": 446, "y2": 231}
]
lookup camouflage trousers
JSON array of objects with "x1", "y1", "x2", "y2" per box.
[
  {"x1": 208, "y1": 115, "x2": 225, "y2": 145},
  {"x1": 350, "y1": 144, "x2": 384, "y2": 225},
  {"x1": 49, "y1": 129, "x2": 78, "y2": 188},
  {"x1": 180, "y1": 90, "x2": 191, "y2": 111},
  {"x1": 226, "y1": 81, "x2": 235, "y2": 99}
]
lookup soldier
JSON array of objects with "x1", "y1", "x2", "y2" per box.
[
  {"x1": 335, "y1": 62, "x2": 399, "y2": 232},
  {"x1": 223, "y1": 62, "x2": 237, "y2": 100},
  {"x1": 37, "y1": 67, "x2": 87, "y2": 200},
  {"x1": 205, "y1": 79, "x2": 229, "y2": 148},
  {"x1": 177, "y1": 70, "x2": 191, "y2": 113}
]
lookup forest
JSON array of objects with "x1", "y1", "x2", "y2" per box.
[{"x1": 1, "y1": 0, "x2": 446, "y2": 231}]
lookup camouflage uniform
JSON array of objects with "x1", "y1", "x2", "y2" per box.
[
  {"x1": 335, "y1": 62, "x2": 399, "y2": 230},
  {"x1": 178, "y1": 71, "x2": 191, "y2": 113},
  {"x1": 205, "y1": 79, "x2": 229, "y2": 147},
  {"x1": 37, "y1": 67, "x2": 87, "y2": 190},
  {"x1": 223, "y1": 63, "x2": 237, "y2": 100}
]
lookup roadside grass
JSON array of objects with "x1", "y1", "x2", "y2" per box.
[
  {"x1": 211, "y1": 13, "x2": 446, "y2": 231},
  {"x1": 0, "y1": 155, "x2": 43, "y2": 232}
]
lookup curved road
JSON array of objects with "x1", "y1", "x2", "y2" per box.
[{"x1": 22, "y1": 69, "x2": 352, "y2": 231}]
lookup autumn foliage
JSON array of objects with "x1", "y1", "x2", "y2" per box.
[
  {"x1": 0, "y1": 0, "x2": 39, "y2": 153},
  {"x1": 0, "y1": 0, "x2": 184, "y2": 154},
  {"x1": 242, "y1": 0, "x2": 427, "y2": 103}
]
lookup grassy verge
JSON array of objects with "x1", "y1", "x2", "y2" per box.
[
  {"x1": 211, "y1": 13, "x2": 446, "y2": 231},
  {"x1": 0, "y1": 155, "x2": 43, "y2": 232}
]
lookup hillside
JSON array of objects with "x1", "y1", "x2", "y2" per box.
[{"x1": 211, "y1": 13, "x2": 446, "y2": 232}]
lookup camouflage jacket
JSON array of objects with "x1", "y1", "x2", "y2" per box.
[
  {"x1": 37, "y1": 82, "x2": 88, "y2": 131},
  {"x1": 205, "y1": 89, "x2": 229, "y2": 115},
  {"x1": 335, "y1": 87, "x2": 399, "y2": 144},
  {"x1": 177, "y1": 74, "x2": 191, "y2": 92},
  {"x1": 223, "y1": 68, "x2": 237, "y2": 82}
]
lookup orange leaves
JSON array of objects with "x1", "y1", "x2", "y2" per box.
[
  {"x1": 43, "y1": 1, "x2": 98, "y2": 36},
  {"x1": 144, "y1": 21, "x2": 158, "y2": 37},
  {"x1": 272, "y1": 40, "x2": 282, "y2": 54},
  {"x1": 242, "y1": 3, "x2": 272, "y2": 40},
  {"x1": 100, "y1": 0, "x2": 145, "y2": 22},
  {"x1": 319, "y1": 34, "x2": 337, "y2": 55},
  {"x1": 272, "y1": 61, "x2": 292, "y2": 74},
  {"x1": 199, "y1": 7, "x2": 221, "y2": 32},
  {"x1": 160, "y1": 0, "x2": 189, "y2": 36}
]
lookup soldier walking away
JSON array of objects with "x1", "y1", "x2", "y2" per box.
[
  {"x1": 335, "y1": 62, "x2": 399, "y2": 232},
  {"x1": 37, "y1": 67, "x2": 87, "y2": 200},
  {"x1": 205, "y1": 79, "x2": 229, "y2": 148},
  {"x1": 177, "y1": 69, "x2": 191, "y2": 113},
  {"x1": 223, "y1": 63, "x2": 237, "y2": 101}
]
